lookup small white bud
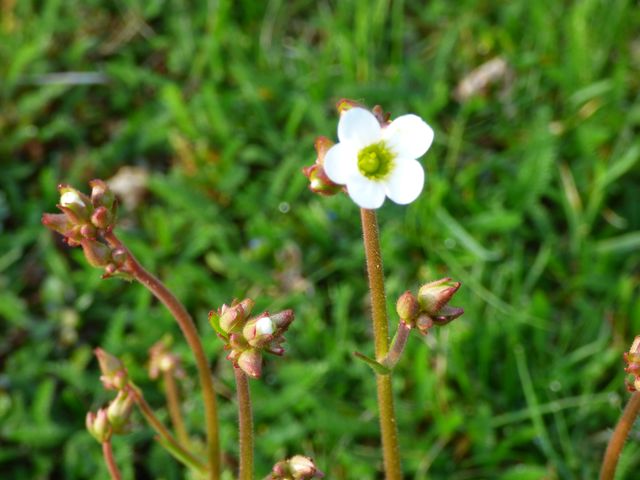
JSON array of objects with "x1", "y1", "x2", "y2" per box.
[
  {"x1": 255, "y1": 316, "x2": 274, "y2": 336},
  {"x1": 60, "y1": 191, "x2": 85, "y2": 208}
]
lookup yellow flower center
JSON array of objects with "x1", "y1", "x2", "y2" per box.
[{"x1": 357, "y1": 141, "x2": 395, "y2": 180}]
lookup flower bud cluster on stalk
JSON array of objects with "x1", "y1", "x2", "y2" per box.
[
  {"x1": 397, "y1": 277, "x2": 464, "y2": 334},
  {"x1": 87, "y1": 349, "x2": 136, "y2": 443},
  {"x1": 267, "y1": 455, "x2": 324, "y2": 480},
  {"x1": 624, "y1": 336, "x2": 640, "y2": 392},
  {"x1": 209, "y1": 299, "x2": 294, "y2": 378},
  {"x1": 42, "y1": 180, "x2": 131, "y2": 279}
]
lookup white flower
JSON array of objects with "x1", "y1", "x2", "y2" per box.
[
  {"x1": 255, "y1": 316, "x2": 274, "y2": 336},
  {"x1": 60, "y1": 190, "x2": 86, "y2": 208},
  {"x1": 323, "y1": 107, "x2": 434, "y2": 209}
]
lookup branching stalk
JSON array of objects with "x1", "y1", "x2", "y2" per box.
[
  {"x1": 360, "y1": 208, "x2": 402, "y2": 479},
  {"x1": 104, "y1": 231, "x2": 220, "y2": 479},
  {"x1": 128, "y1": 385, "x2": 207, "y2": 474},
  {"x1": 600, "y1": 391, "x2": 640, "y2": 480},
  {"x1": 234, "y1": 367, "x2": 254, "y2": 480},
  {"x1": 381, "y1": 321, "x2": 412, "y2": 370}
]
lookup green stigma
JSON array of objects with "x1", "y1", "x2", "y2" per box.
[{"x1": 357, "y1": 142, "x2": 395, "y2": 180}]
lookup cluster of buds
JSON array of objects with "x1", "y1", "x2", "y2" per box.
[
  {"x1": 42, "y1": 181, "x2": 130, "y2": 279},
  {"x1": 209, "y1": 299, "x2": 294, "y2": 378},
  {"x1": 396, "y1": 277, "x2": 464, "y2": 334},
  {"x1": 624, "y1": 336, "x2": 640, "y2": 392},
  {"x1": 148, "y1": 337, "x2": 185, "y2": 380},
  {"x1": 86, "y1": 349, "x2": 136, "y2": 443},
  {"x1": 302, "y1": 136, "x2": 342, "y2": 196},
  {"x1": 267, "y1": 455, "x2": 324, "y2": 480}
]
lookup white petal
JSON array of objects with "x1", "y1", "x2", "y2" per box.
[
  {"x1": 384, "y1": 158, "x2": 425, "y2": 205},
  {"x1": 383, "y1": 114, "x2": 434, "y2": 159},
  {"x1": 60, "y1": 191, "x2": 85, "y2": 208},
  {"x1": 256, "y1": 316, "x2": 274, "y2": 335},
  {"x1": 346, "y1": 175, "x2": 386, "y2": 209},
  {"x1": 324, "y1": 142, "x2": 359, "y2": 185},
  {"x1": 338, "y1": 107, "x2": 382, "y2": 147}
]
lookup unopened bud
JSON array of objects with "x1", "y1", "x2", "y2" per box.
[
  {"x1": 302, "y1": 137, "x2": 341, "y2": 196},
  {"x1": 91, "y1": 206, "x2": 113, "y2": 230},
  {"x1": 95, "y1": 348, "x2": 128, "y2": 390},
  {"x1": 624, "y1": 336, "x2": 640, "y2": 391},
  {"x1": 90, "y1": 179, "x2": 116, "y2": 210},
  {"x1": 42, "y1": 213, "x2": 77, "y2": 239},
  {"x1": 86, "y1": 408, "x2": 112, "y2": 443},
  {"x1": 415, "y1": 313, "x2": 434, "y2": 335},
  {"x1": 81, "y1": 239, "x2": 112, "y2": 268},
  {"x1": 107, "y1": 390, "x2": 135, "y2": 433},
  {"x1": 244, "y1": 315, "x2": 276, "y2": 347},
  {"x1": 270, "y1": 455, "x2": 324, "y2": 479},
  {"x1": 396, "y1": 291, "x2": 419, "y2": 323},
  {"x1": 417, "y1": 278, "x2": 461, "y2": 315},
  {"x1": 237, "y1": 349, "x2": 262, "y2": 379},
  {"x1": 270, "y1": 309, "x2": 295, "y2": 332},
  {"x1": 58, "y1": 185, "x2": 92, "y2": 221}
]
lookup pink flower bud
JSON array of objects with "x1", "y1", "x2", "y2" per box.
[
  {"x1": 396, "y1": 291, "x2": 419, "y2": 322},
  {"x1": 86, "y1": 408, "x2": 112, "y2": 443},
  {"x1": 107, "y1": 390, "x2": 134, "y2": 433},
  {"x1": 80, "y1": 239, "x2": 113, "y2": 268},
  {"x1": 237, "y1": 349, "x2": 262, "y2": 378},
  {"x1": 90, "y1": 179, "x2": 116, "y2": 210},
  {"x1": 417, "y1": 278, "x2": 461, "y2": 315},
  {"x1": 95, "y1": 348, "x2": 128, "y2": 390}
]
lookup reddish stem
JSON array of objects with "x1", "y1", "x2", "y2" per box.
[
  {"x1": 102, "y1": 440, "x2": 122, "y2": 480},
  {"x1": 600, "y1": 391, "x2": 640, "y2": 480},
  {"x1": 104, "y1": 231, "x2": 219, "y2": 479}
]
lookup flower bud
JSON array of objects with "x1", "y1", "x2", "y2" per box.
[
  {"x1": 95, "y1": 348, "x2": 128, "y2": 390},
  {"x1": 237, "y1": 348, "x2": 262, "y2": 378},
  {"x1": 431, "y1": 305, "x2": 464, "y2": 326},
  {"x1": 91, "y1": 206, "x2": 113, "y2": 230},
  {"x1": 270, "y1": 455, "x2": 324, "y2": 479},
  {"x1": 302, "y1": 137, "x2": 342, "y2": 196},
  {"x1": 81, "y1": 239, "x2": 113, "y2": 268},
  {"x1": 86, "y1": 408, "x2": 112, "y2": 443},
  {"x1": 42, "y1": 213, "x2": 78, "y2": 240},
  {"x1": 624, "y1": 336, "x2": 640, "y2": 391},
  {"x1": 396, "y1": 291, "x2": 419, "y2": 323},
  {"x1": 243, "y1": 315, "x2": 276, "y2": 348},
  {"x1": 270, "y1": 309, "x2": 295, "y2": 333},
  {"x1": 107, "y1": 390, "x2": 135, "y2": 433},
  {"x1": 148, "y1": 338, "x2": 183, "y2": 380},
  {"x1": 90, "y1": 179, "x2": 116, "y2": 211},
  {"x1": 417, "y1": 278, "x2": 461, "y2": 316},
  {"x1": 58, "y1": 185, "x2": 92, "y2": 222},
  {"x1": 415, "y1": 313, "x2": 434, "y2": 335}
]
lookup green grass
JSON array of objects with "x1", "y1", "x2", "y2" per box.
[{"x1": 1, "y1": 0, "x2": 640, "y2": 478}]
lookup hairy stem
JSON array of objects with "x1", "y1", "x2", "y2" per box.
[
  {"x1": 128, "y1": 385, "x2": 207, "y2": 474},
  {"x1": 102, "y1": 440, "x2": 122, "y2": 480},
  {"x1": 600, "y1": 391, "x2": 640, "y2": 480},
  {"x1": 360, "y1": 208, "x2": 402, "y2": 480},
  {"x1": 234, "y1": 367, "x2": 254, "y2": 480},
  {"x1": 164, "y1": 370, "x2": 191, "y2": 448},
  {"x1": 104, "y1": 231, "x2": 219, "y2": 479}
]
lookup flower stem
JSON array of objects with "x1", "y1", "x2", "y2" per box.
[
  {"x1": 128, "y1": 384, "x2": 207, "y2": 474},
  {"x1": 381, "y1": 321, "x2": 412, "y2": 371},
  {"x1": 360, "y1": 208, "x2": 402, "y2": 480},
  {"x1": 600, "y1": 391, "x2": 640, "y2": 480},
  {"x1": 234, "y1": 366, "x2": 254, "y2": 480},
  {"x1": 106, "y1": 229, "x2": 219, "y2": 479},
  {"x1": 164, "y1": 370, "x2": 191, "y2": 448},
  {"x1": 102, "y1": 440, "x2": 122, "y2": 480}
]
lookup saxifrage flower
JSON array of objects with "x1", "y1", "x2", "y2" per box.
[{"x1": 323, "y1": 106, "x2": 434, "y2": 209}]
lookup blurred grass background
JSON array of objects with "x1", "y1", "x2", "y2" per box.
[{"x1": 1, "y1": 0, "x2": 640, "y2": 478}]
